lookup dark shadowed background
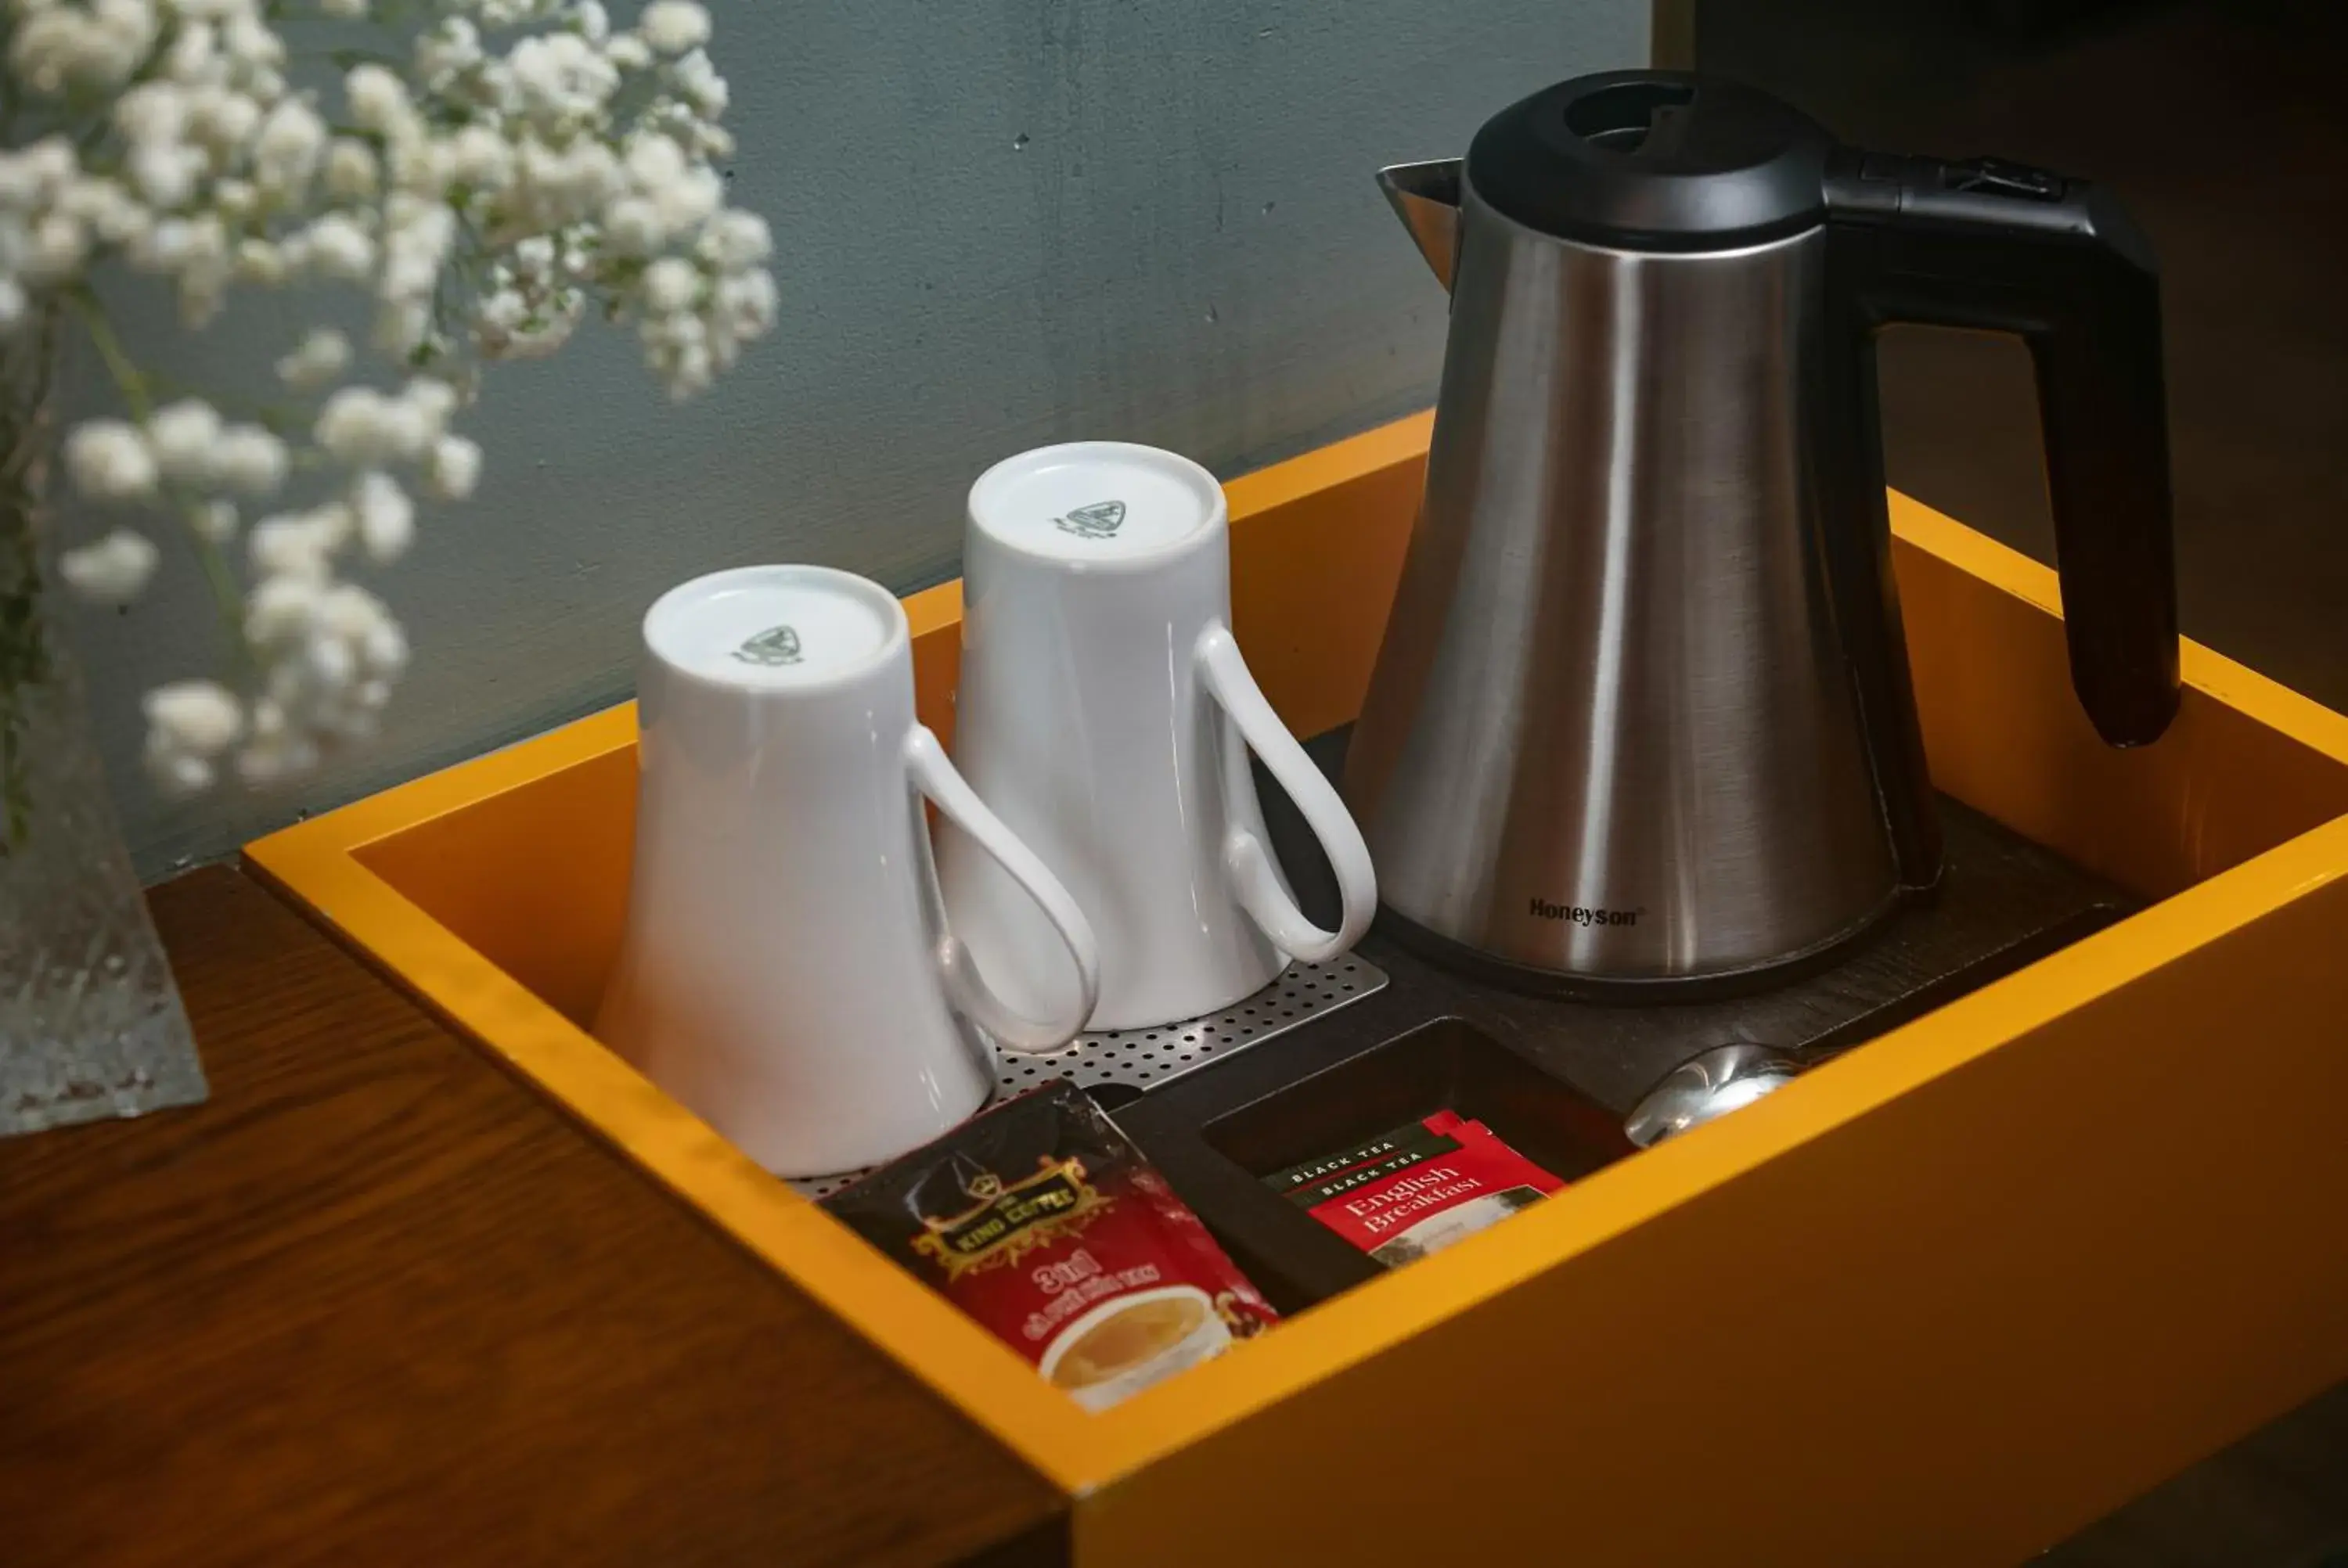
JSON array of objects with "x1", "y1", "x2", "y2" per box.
[{"x1": 1698, "y1": 2, "x2": 2348, "y2": 1562}]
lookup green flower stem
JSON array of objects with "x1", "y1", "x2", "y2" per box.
[
  {"x1": 62, "y1": 289, "x2": 249, "y2": 672},
  {"x1": 67, "y1": 290, "x2": 153, "y2": 423}
]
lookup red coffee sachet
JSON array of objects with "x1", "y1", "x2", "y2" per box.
[{"x1": 823, "y1": 1081, "x2": 1277, "y2": 1411}]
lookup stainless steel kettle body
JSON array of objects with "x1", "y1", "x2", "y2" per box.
[
  {"x1": 1344, "y1": 72, "x2": 2179, "y2": 995},
  {"x1": 1347, "y1": 190, "x2": 1898, "y2": 987}
]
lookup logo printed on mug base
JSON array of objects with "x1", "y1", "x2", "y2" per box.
[
  {"x1": 733, "y1": 624, "x2": 804, "y2": 666},
  {"x1": 1052, "y1": 499, "x2": 1126, "y2": 540}
]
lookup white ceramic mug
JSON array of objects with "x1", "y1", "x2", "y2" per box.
[
  {"x1": 595, "y1": 564, "x2": 1100, "y2": 1178},
  {"x1": 940, "y1": 441, "x2": 1376, "y2": 1031}
]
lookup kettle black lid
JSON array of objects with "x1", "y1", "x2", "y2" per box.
[{"x1": 1468, "y1": 70, "x2": 1835, "y2": 250}]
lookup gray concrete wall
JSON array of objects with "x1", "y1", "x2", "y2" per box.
[{"x1": 74, "y1": 0, "x2": 1648, "y2": 877}]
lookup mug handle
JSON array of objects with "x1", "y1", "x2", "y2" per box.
[
  {"x1": 1194, "y1": 624, "x2": 1377, "y2": 962},
  {"x1": 904, "y1": 725, "x2": 1101, "y2": 1055}
]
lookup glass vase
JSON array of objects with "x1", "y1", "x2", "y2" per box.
[{"x1": 0, "y1": 336, "x2": 207, "y2": 1138}]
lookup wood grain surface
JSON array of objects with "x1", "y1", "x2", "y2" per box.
[{"x1": 0, "y1": 867, "x2": 1066, "y2": 1568}]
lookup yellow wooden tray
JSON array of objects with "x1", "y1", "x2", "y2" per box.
[{"x1": 247, "y1": 414, "x2": 2348, "y2": 1566}]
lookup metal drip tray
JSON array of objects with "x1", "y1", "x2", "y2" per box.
[{"x1": 787, "y1": 955, "x2": 1388, "y2": 1198}]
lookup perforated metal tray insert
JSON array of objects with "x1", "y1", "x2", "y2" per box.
[{"x1": 788, "y1": 955, "x2": 1388, "y2": 1199}]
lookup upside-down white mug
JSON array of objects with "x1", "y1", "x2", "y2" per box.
[
  {"x1": 939, "y1": 442, "x2": 1377, "y2": 1031},
  {"x1": 594, "y1": 564, "x2": 1100, "y2": 1178}
]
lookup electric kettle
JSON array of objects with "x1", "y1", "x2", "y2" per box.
[{"x1": 1343, "y1": 70, "x2": 2177, "y2": 996}]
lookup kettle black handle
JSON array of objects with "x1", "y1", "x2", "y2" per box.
[{"x1": 1817, "y1": 148, "x2": 2181, "y2": 889}]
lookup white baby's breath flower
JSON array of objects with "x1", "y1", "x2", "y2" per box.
[
  {"x1": 423, "y1": 432, "x2": 481, "y2": 500},
  {"x1": 185, "y1": 85, "x2": 260, "y2": 157},
  {"x1": 161, "y1": 19, "x2": 216, "y2": 85},
  {"x1": 443, "y1": 124, "x2": 513, "y2": 191},
  {"x1": 501, "y1": 134, "x2": 621, "y2": 232},
  {"x1": 21, "y1": 211, "x2": 88, "y2": 282},
  {"x1": 2, "y1": 0, "x2": 775, "y2": 800},
  {"x1": 715, "y1": 266, "x2": 778, "y2": 338},
  {"x1": 698, "y1": 209, "x2": 771, "y2": 272},
  {"x1": 380, "y1": 191, "x2": 453, "y2": 301},
  {"x1": 141, "y1": 676, "x2": 245, "y2": 798},
  {"x1": 1, "y1": 137, "x2": 75, "y2": 203},
  {"x1": 361, "y1": 620, "x2": 406, "y2": 678},
  {"x1": 315, "y1": 385, "x2": 431, "y2": 464},
  {"x1": 143, "y1": 679, "x2": 244, "y2": 757},
  {"x1": 146, "y1": 397, "x2": 223, "y2": 484},
  {"x1": 638, "y1": 0, "x2": 709, "y2": 54},
  {"x1": 373, "y1": 296, "x2": 433, "y2": 357},
  {"x1": 510, "y1": 233, "x2": 556, "y2": 279},
  {"x1": 59, "y1": 527, "x2": 161, "y2": 605},
  {"x1": 240, "y1": 63, "x2": 288, "y2": 106},
  {"x1": 506, "y1": 30, "x2": 618, "y2": 126},
  {"x1": 244, "y1": 570, "x2": 325, "y2": 642},
  {"x1": 654, "y1": 164, "x2": 720, "y2": 232},
  {"x1": 601, "y1": 195, "x2": 662, "y2": 255},
  {"x1": 128, "y1": 141, "x2": 202, "y2": 207},
  {"x1": 344, "y1": 63, "x2": 412, "y2": 135},
  {"x1": 237, "y1": 576, "x2": 409, "y2": 750},
  {"x1": 686, "y1": 119, "x2": 734, "y2": 161},
  {"x1": 640, "y1": 254, "x2": 697, "y2": 313},
  {"x1": 214, "y1": 424, "x2": 290, "y2": 495},
  {"x1": 623, "y1": 131, "x2": 684, "y2": 191},
  {"x1": 304, "y1": 625, "x2": 357, "y2": 691},
  {"x1": 222, "y1": 11, "x2": 286, "y2": 72},
  {"x1": 299, "y1": 211, "x2": 375, "y2": 279},
  {"x1": 404, "y1": 376, "x2": 459, "y2": 432},
  {"x1": 385, "y1": 131, "x2": 456, "y2": 200},
  {"x1": 639, "y1": 307, "x2": 711, "y2": 397},
  {"x1": 254, "y1": 97, "x2": 326, "y2": 197},
  {"x1": 414, "y1": 17, "x2": 481, "y2": 88},
  {"x1": 322, "y1": 583, "x2": 406, "y2": 672},
  {"x1": 275, "y1": 325, "x2": 350, "y2": 388},
  {"x1": 351, "y1": 469, "x2": 414, "y2": 562},
  {"x1": 11, "y1": 1, "x2": 155, "y2": 95},
  {"x1": 472, "y1": 280, "x2": 582, "y2": 359},
  {"x1": 94, "y1": 0, "x2": 162, "y2": 49},
  {"x1": 59, "y1": 174, "x2": 151, "y2": 245},
  {"x1": 601, "y1": 31, "x2": 650, "y2": 71},
  {"x1": 473, "y1": 286, "x2": 526, "y2": 334},
  {"x1": 113, "y1": 80, "x2": 185, "y2": 146},
  {"x1": 128, "y1": 213, "x2": 190, "y2": 270},
  {"x1": 378, "y1": 398, "x2": 432, "y2": 457},
  {"x1": 313, "y1": 389, "x2": 392, "y2": 464},
  {"x1": 247, "y1": 505, "x2": 348, "y2": 581},
  {"x1": 64, "y1": 419, "x2": 158, "y2": 499},
  {"x1": 325, "y1": 138, "x2": 377, "y2": 201},
  {"x1": 173, "y1": 212, "x2": 233, "y2": 324},
  {"x1": 668, "y1": 48, "x2": 726, "y2": 117}
]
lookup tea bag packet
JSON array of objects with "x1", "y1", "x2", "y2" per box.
[
  {"x1": 1266, "y1": 1111, "x2": 1565, "y2": 1269},
  {"x1": 824, "y1": 1081, "x2": 1277, "y2": 1411}
]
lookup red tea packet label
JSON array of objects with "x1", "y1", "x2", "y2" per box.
[{"x1": 1266, "y1": 1112, "x2": 1564, "y2": 1268}]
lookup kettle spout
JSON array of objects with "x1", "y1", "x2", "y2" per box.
[{"x1": 1377, "y1": 160, "x2": 1464, "y2": 292}]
